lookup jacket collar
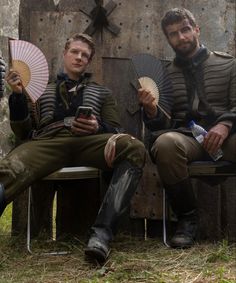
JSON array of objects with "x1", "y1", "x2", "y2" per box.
[
  {"x1": 57, "y1": 72, "x2": 92, "y2": 84},
  {"x1": 174, "y1": 45, "x2": 210, "y2": 69}
]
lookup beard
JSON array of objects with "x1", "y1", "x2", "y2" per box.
[{"x1": 172, "y1": 36, "x2": 198, "y2": 58}]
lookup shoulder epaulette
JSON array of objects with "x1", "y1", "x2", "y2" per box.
[
  {"x1": 213, "y1": 51, "x2": 234, "y2": 59},
  {"x1": 162, "y1": 60, "x2": 172, "y2": 68},
  {"x1": 88, "y1": 81, "x2": 99, "y2": 86}
]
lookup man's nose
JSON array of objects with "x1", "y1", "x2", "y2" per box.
[
  {"x1": 76, "y1": 52, "x2": 82, "y2": 60},
  {"x1": 177, "y1": 31, "x2": 185, "y2": 40}
]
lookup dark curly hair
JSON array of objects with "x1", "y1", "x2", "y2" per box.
[{"x1": 161, "y1": 8, "x2": 197, "y2": 36}]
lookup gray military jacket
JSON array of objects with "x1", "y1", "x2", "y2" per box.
[{"x1": 144, "y1": 47, "x2": 236, "y2": 140}]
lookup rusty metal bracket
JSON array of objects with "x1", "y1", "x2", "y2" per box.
[{"x1": 80, "y1": 0, "x2": 120, "y2": 37}]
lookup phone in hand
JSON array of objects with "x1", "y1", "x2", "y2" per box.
[{"x1": 75, "y1": 106, "x2": 93, "y2": 119}]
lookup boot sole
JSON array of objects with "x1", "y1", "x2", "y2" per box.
[
  {"x1": 84, "y1": 247, "x2": 110, "y2": 263},
  {"x1": 170, "y1": 243, "x2": 193, "y2": 249}
]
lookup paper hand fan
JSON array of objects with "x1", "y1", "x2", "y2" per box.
[
  {"x1": 131, "y1": 53, "x2": 173, "y2": 119},
  {"x1": 138, "y1": 76, "x2": 160, "y2": 103},
  {"x1": 9, "y1": 39, "x2": 49, "y2": 103}
]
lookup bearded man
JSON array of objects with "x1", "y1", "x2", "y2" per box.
[{"x1": 138, "y1": 8, "x2": 236, "y2": 248}]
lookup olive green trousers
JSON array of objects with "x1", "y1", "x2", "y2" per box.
[
  {"x1": 0, "y1": 129, "x2": 145, "y2": 203},
  {"x1": 151, "y1": 132, "x2": 236, "y2": 185}
]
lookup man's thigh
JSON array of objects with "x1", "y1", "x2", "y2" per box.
[
  {"x1": 222, "y1": 133, "x2": 236, "y2": 162},
  {"x1": 70, "y1": 133, "x2": 113, "y2": 170},
  {"x1": 0, "y1": 135, "x2": 79, "y2": 202},
  {"x1": 71, "y1": 133, "x2": 145, "y2": 170},
  {"x1": 152, "y1": 131, "x2": 204, "y2": 162},
  {"x1": 4, "y1": 135, "x2": 77, "y2": 177}
]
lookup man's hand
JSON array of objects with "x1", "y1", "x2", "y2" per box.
[
  {"x1": 71, "y1": 114, "x2": 99, "y2": 136},
  {"x1": 5, "y1": 69, "x2": 23, "y2": 93},
  {"x1": 203, "y1": 123, "x2": 230, "y2": 154},
  {"x1": 138, "y1": 88, "x2": 157, "y2": 118}
]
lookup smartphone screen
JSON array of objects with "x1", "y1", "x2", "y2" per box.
[{"x1": 75, "y1": 106, "x2": 93, "y2": 119}]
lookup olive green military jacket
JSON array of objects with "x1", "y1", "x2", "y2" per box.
[
  {"x1": 145, "y1": 50, "x2": 236, "y2": 135},
  {"x1": 10, "y1": 79, "x2": 121, "y2": 140}
]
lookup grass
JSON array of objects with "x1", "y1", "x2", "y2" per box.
[{"x1": 0, "y1": 208, "x2": 236, "y2": 283}]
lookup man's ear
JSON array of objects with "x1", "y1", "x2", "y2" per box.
[
  {"x1": 195, "y1": 25, "x2": 200, "y2": 36},
  {"x1": 87, "y1": 57, "x2": 93, "y2": 65}
]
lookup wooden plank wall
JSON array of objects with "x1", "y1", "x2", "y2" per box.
[{"x1": 11, "y1": 0, "x2": 236, "y2": 240}]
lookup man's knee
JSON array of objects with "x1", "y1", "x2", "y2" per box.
[
  {"x1": 151, "y1": 132, "x2": 183, "y2": 163},
  {"x1": 116, "y1": 135, "x2": 146, "y2": 168}
]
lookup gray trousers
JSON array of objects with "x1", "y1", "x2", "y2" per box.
[
  {"x1": 151, "y1": 132, "x2": 236, "y2": 185},
  {"x1": 0, "y1": 129, "x2": 145, "y2": 203}
]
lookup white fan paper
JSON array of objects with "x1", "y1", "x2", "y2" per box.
[
  {"x1": 138, "y1": 76, "x2": 160, "y2": 104},
  {"x1": 9, "y1": 39, "x2": 49, "y2": 102}
]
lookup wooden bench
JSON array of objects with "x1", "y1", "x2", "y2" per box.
[
  {"x1": 27, "y1": 161, "x2": 236, "y2": 252},
  {"x1": 25, "y1": 158, "x2": 236, "y2": 253},
  {"x1": 43, "y1": 167, "x2": 100, "y2": 180},
  {"x1": 163, "y1": 160, "x2": 236, "y2": 246},
  {"x1": 189, "y1": 161, "x2": 236, "y2": 177},
  {"x1": 27, "y1": 166, "x2": 100, "y2": 254}
]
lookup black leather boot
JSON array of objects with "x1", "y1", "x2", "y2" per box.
[
  {"x1": 0, "y1": 183, "x2": 6, "y2": 217},
  {"x1": 165, "y1": 178, "x2": 198, "y2": 248},
  {"x1": 85, "y1": 160, "x2": 142, "y2": 263}
]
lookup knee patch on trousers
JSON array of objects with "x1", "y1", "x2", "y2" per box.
[{"x1": 104, "y1": 134, "x2": 145, "y2": 168}]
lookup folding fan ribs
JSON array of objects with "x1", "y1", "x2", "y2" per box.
[
  {"x1": 9, "y1": 39, "x2": 49, "y2": 103},
  {"x1": 131, "y1": 53, "x2": 173, "y2": 119}
]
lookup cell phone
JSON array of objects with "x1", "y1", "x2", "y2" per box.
[{"x1": 75, "y1": 106, "x2": 93, "y2": 119}]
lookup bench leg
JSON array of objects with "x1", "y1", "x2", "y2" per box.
[
  {"x1": 163, "y1": 189, "x2": 170, "y2": 247},
  {"x1": 27, "y1": 187, "x2": 32, "y2": 254}
]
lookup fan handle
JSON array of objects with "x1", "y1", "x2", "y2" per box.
[{"x1": 158, "y1": 104, "x2": 171, "y2": 120}]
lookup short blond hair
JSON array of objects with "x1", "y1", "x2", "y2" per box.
[{"x1": 64, "y1": 33, "x2": 95, "y2": 59}]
